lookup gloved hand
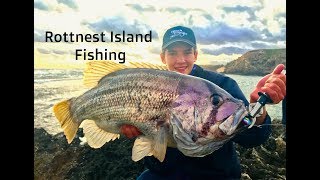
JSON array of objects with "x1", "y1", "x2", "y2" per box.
[
  {"x1": 120, "y1": 124, "x2": 142, "y2": 138},
  {"x1": 250, "y1": 64, "x2": 286, "y2": 104}
]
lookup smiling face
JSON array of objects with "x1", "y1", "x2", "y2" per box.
[{"x1": 160, "y1": 42, "x2": 198, "y2": 75}]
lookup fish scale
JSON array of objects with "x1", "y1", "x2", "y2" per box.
[
  {"x1": 70, "y1": 69, "x2": 180, "y2": 127},
  {"x1": 53, "y1": 62, "x2": 248, "y2": 162}
]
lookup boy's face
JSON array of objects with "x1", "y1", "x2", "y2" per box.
[{"x1": 160, "y1": 42, "x2": 198, "y2": 75}]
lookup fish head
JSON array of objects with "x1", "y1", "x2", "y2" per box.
[{"x1": 171, "y1": 77, "x2": 248, "y2": 157}]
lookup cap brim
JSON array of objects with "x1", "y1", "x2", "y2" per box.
[{"x1": 162, "y1": 39, "x2": 196, "y2": 50}]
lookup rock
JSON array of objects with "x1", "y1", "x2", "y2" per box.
[
  {"x1": 223, "y1": 49, "x2": 286, "y2": 76},
  {"x1": 34, "y1": 128, "x2": 144, "y2": 179},
  {"x1": 241, "y1": 173, "x2": 252, "y2": 180},
  {"x1": 238, "y1": 119, "x2": 286, "y2": 179},
  {"x1": 34, "y1": 119, "x2": 286, "y2": 179}
]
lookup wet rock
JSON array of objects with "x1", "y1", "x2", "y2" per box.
[
  {"x1": 34, "y1": 119, "x2": 286, "y2": 179},
  {"x1": 237, "y1": 119, "x2": 286, "y2": 179},
  {"x1": 34, "y1": 128, "x2": 144, "y2": 180}
]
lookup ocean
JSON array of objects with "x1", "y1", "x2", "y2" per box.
[
  {"x1": 226, "y1": 73, "x2": 283, "y2": 120},
  {"x1": 34, "y1": 69, "x2": 283, "y2": 135}
]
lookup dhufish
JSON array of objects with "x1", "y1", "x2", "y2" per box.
[{"x1": 53, "y1": 61, "x2": 248, "y2": 162}]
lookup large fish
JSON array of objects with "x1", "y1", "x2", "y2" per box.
[{"x1": 53, "y1": 61, "x2": 249, "y2": 162}]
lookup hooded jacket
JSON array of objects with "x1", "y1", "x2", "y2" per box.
[{"x1": 143, "y1": 64, "x2": 272, "y2": 179}]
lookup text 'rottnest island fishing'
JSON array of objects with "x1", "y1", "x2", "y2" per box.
[{"x1": 45, "y1": 31, "x2": 153, "y2": 64}]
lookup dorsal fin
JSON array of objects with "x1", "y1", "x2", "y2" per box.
[
  {"x1": 128, "y1": 62, "x2": 167, "y2": 70},
  {"x1": 83, "y1": 61, "x2": 167, "y2": 88},
  {"x1": 83, "y1": 61, "x2": 127, "y2": 88}
]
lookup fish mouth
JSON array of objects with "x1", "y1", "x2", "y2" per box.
[
  {"x1": 216, "y1": 126, "x2": 227, "y2": 138},
  {"x1": 218, "y1": 105, "x2": 248, "y2": 136}
]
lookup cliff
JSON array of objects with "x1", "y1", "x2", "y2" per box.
[{"x1": 223, "y1": 49, "x2": 286, "y2": 76}]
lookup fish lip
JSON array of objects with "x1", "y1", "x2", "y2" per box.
[
  {"x1": 218, "y1": 105, "x2": 248, "y2": 136},
  {"x1": 216, "y1": 125, "x2": 227, "y2": 138}
]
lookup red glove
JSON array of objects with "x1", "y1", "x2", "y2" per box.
[
  {"x1": 120, "y1": 124, "x2": 142, "y2": 138},
  {"x1": 250, "y1": 64, "x2": 286, "y2": 104}
]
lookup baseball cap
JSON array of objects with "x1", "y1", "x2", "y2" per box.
[{"x1": 162, "y1": 26, "x2": 197, "y2": 50}]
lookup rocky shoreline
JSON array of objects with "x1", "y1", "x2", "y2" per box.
[{"x1": 34, "y1": 119, "x2": 286, "y2": 180}]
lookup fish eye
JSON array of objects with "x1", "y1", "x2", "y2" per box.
[{"x1": 210, "y1": 94, "x2": 223, "y2": 106}]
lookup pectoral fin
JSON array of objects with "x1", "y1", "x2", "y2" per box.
[
  {"x1": 81, "y1": 120, "x2": 120, "y2": 148},
  {"x1": 132, "y1": 136, "x2": 153, "y2": 162},
  {"x1": 131, "y1": 126, "x2": 168, "y2": 162},
  {"x1": 152, "y1": 126, "x2": 168, "y2": 162}
]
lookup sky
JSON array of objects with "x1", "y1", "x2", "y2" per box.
[{"x1": 34, "y1": 0, "x2": 286, "y2": 69}]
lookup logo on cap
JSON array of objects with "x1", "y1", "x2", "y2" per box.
[
  {"x1": 170, "y1": 30, "x2": 187, "y2": 39},
  {"x1": 162, "y1": 26, "x2": 196, "y2": 50}
]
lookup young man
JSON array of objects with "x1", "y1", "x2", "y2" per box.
[{"x1": 122, "y1": 26, "x2": 286, "y2": 179}]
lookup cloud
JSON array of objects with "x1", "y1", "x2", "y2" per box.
[
  {"x1": 34, "y1": 29, "x2": 76, "y2": 43},
  {"x1": 34, "y1": 29, "x2": 47, "y2": 42},
  {"x1": 275, "y1": 12, "x2": 286, "y2": 19},
  {"x1": 164, "y1": 7, "x2": 205, "y2": 14},
  {"x1": 260, "y1": 28, "x2": 286, "y2": 43},
  {"x1": 52, "y1": 49, "x2": 69, "y2": 55},
  {"x1": 201, "y1": 46, "x2": 249, "y2": 55},
  {"x1": 125, "y1": 4, "x2": 155, "y2": 12},
  {"x1": 165, "y1": 7, "x2": 188, "y2": 14},
  {"x1": 37, "y1": 48, "x2": 71, "y2": 56},
  {"x1": 192, "y1": 23, "x2": 260, "y2": 45},
  {"x1": 222, "y1": 5, "x2": 261, "y2": 21},
  {"x1": 275, "y1": 12, "x2": 286, "y2": 29},
  {"x1": 250, "y1": 42, "x2": 270, "y2": 49},
  {"x1": 34, "y1": 1, "x2": 286, "y2": 69},
  {"x1": 34, "y1": 1, "x2": 49, "y2": 11},
  {"x1": 202, "y1": 13, "x2": 214, "y2": 21},
  {"x1": 57, "y1": 0, "x2": 78, "y2": 10},
  {"x1": 223, "y1": 5, "x2": 252, "y2": 13},
  {"x1": 187, "y1": 8, "x2": 285, "y2": 46},
  {"x1": 83, "y1": 16, "x2": 159, "y2": 40},
  {"x1": 149, "y1": 46, "x2": 161, "y2": 54},
  {"x1": 37, "y1": 48, "x2": 51, "y2": 54}
]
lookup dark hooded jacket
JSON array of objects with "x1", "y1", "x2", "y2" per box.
[{"x1": 143, "y1": 64, "x2": 272, "y2": 179}]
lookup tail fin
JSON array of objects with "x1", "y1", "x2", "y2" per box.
[{"x1": 53, "y1": 99, "x2": 80, "y2": 144}]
